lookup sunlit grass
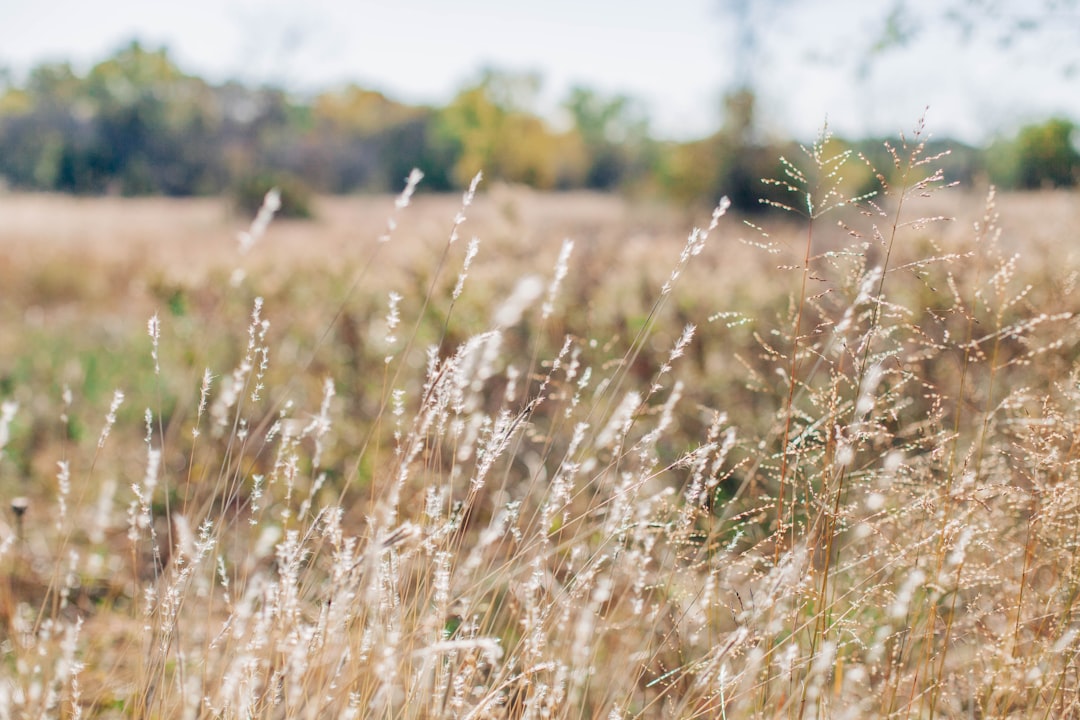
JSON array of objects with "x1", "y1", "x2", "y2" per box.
[{"x1": 1, "y1": 120, "x2": 1079, "y2": 718}]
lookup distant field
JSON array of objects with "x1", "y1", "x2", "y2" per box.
[
  {"x1": 1, "y1": 189, "x2": 670, "y2": 278},
  {"x1": 2, "y1": 187, "x2": 1077, "y2": 279},
  {"x1": 3, "y1": 187, "x2": 1076, "y2": 343},
  {"x1": 1, "y1": 175, "x2": 1080, "y2": 718}
]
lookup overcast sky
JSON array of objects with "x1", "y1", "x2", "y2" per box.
[{"x1": 1, "y1": 0, "x2": 1077, "y2": 143}]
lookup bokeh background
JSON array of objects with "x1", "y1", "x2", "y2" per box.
[
  {"x1": 0, "y1": 0, "x2": 1077, "y2": 213},
  {"x1": 1, "y1": 4, "x2": 1080, "y2": 718}
]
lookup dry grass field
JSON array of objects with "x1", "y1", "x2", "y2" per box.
[{"x1": 2, "y1": 134, "x2": 1080, "y2": 718}]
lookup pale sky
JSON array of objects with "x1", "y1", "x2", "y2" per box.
[{"x1": 0, "y1": 0, "x2": 1077, "y2": 143}]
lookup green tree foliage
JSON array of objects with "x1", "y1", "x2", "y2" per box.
[
  {"x1": 310, "y1": 86, "x2": 454, "y2": 192},
  {"x1": 1013, "y1": 118, "x2": 1079, "y2": 188},
  {"x1": 0, "y1": 43, "x2": 452, "y2": 200},
  {"x1": 658, "y1": 89, "x2": 793, "y2": 212},
  {"x1": 0, "y1": 43, "x2": 234, "y2": 195},
  {"x1": 0, "y1": 62, "x2": 86, "y2": 190},
  {"x1": 0, "y1": 41, "x2": 1076, "y2": 207},
  {"x1": 436, "y1": 69, "x2": 581, "y2": 189},
  {"x1": 987, "y1": 118, "x2": 1080, "y2": 189},
  {"x1": 563, "y1": 86, "x2": 653, "y2": 190}
]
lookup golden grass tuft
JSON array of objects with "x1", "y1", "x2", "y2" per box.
[{"x1": 1, "y1": 122, "x2": 1080, "y2": 718}]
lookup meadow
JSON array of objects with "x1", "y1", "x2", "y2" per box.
[{"x1": 1, "y1": 128, "x2": 1080, "y2": 718}]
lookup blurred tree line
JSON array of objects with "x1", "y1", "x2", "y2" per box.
[{"x1": 0, "y1": 42, "x2": 1076, "y2": 217}]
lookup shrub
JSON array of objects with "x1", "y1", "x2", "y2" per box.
[
  {"x1": 988, "y1": 117, "x2": 1080, "y2": 190},
  {"x1": 231, "y1": 171, "x2": 315, "y2": 219},
  {"x1": 1014, "y1": 117, "x2": 1080, "y2": 189}
]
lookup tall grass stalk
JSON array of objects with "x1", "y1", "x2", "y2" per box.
[{"x1": 0, "y1": 118, "x2": 1078, "y2": 718}]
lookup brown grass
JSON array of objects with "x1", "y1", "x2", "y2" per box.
[{"x1": 1, "y1": 136, "x2": 1080, "y2": 719}]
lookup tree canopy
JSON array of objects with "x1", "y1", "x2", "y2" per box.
[{"x1": 0, "y1": 42, "x2": 1076, "y2": 212}]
